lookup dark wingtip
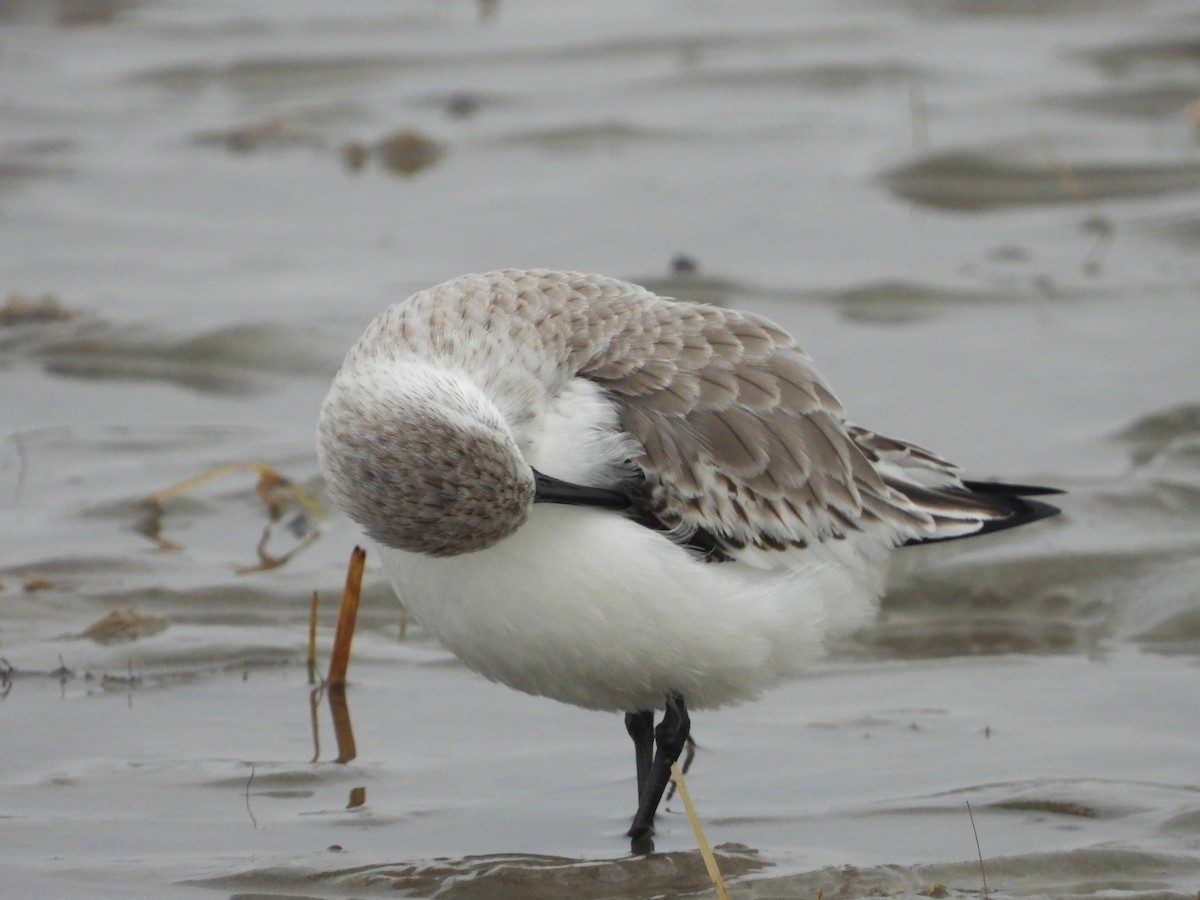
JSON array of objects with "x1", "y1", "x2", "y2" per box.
[
  {"x1": 903, "y1": 480, "x2": 1063, "y2": 548},
  {"x1": 973, "y1": 494, "x2": 1062, "y2": 535},
  {"x1": 962, "y1": 479, "x2": 1065, "y2": 533},
  {"x1": 961, "y1": 479, "x2": 1065, "y2": 498}
]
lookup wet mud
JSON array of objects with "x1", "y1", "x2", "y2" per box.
[{"x1": 3, "y1": 1, "x2": 1200, "y2": 898}]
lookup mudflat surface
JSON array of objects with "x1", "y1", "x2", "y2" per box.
[{"x1": 3, "y1": 2, "x2": 1200, "y2": 897}]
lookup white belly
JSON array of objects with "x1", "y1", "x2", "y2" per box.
[{"x1": 379, "y1": 505, "x2": 884, "y2": 712}]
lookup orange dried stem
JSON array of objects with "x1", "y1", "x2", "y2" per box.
[
  {"x1": 307, "y1": 590, "x2": 319, "y2": 684},
  {"x1": 328, "y1": 683, "x2": 358, "y2": 764},
  {"x1": 327, "y1": 546, "x2": 365, "y2": 687},
  {"x1": 144, "y1": 461, "x2": 325, "y2": 520}
]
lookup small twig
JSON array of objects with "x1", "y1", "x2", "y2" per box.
[
  {"x1": 145, "y1": 461, "x2": 324, "y2": 519},
  {"x1": 307, "y1": 590, "x2": 319, "y2": 685},
  {"x1": 11, "y1": 431, "x2": 30, "y2": 505},
  {"x1": 308, "y1": 684, "x2": 323, "y2": 764},
  {"x1": 1038, "y1": 134, "x2": 1114, "y2": 276},
  {"x1": 328, "y1": 685, "x2": 357, "y2": 765},
  {"x1": 908, "y1": 76, "x2": 929, "y2": 151},
  {"x1": 327, "y1": 547, "x2": 365, "y2": 688},
  {"x1": 0, "y1": 657, "x2": 13, "y2": 700},
  {"x1": 966, "y1": 800, "x2": 989, "y2": 899},
  {"x1": 142, "y1": 461, "x2": 326, "y2": 563},
  {"x1": 245, "y1": 763, "x2": 259, "y2": 829},
  {"x1": 670, "y1": 761, "x2": 729, "y2": 900}
]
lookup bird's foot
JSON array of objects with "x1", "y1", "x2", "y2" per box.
[{"x1": 628, "y1": 829, "x2": 656, "y2": 856}]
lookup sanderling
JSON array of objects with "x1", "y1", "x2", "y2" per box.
[{"x1": 317, "y1": 268, "x2": 1060, "y2": 841}]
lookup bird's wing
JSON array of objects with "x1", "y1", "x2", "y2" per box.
[
  {"x1": 404, "y1": 269, "x2": 1055, "y2": 556},
  {"x1": 573, "y1": 292, "x2": 940, "y2": 555}
]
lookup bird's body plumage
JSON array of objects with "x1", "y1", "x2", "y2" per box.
[{"x1": 317, "y1": 268, "x2": 1060, "y2": 836}]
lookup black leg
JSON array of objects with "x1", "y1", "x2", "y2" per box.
[
  {"x1": 625, "y1": 710, "x2": 654, "y2": 804},
  {"x1": 627, "y1": 693, "x2": 691, "y2": 839}
]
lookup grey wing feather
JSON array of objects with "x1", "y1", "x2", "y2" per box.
[
  {"x1": 561, "y1": 272, "x2": 1051, "y2": 554},
  {"x1": 569, "y1": 282, "x2": 941, "y2": 553}
]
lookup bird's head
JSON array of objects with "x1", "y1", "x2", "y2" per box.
[{"x1": 318, "y1": 359, "x2": 536, "y2": 557}]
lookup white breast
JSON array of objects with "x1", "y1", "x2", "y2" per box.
[{"x1": 379, "y1": 503, "x2": 883, "y2": 713}]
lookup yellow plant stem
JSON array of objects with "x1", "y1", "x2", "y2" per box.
[{"x1": 670, "y1": 761, "x2": 729, "y2": 900}]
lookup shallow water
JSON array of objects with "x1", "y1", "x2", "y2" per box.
[{"x1": 4, "y1": 1, "x2": 1200, "y2": 897}]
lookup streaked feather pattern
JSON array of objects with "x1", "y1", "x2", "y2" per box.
[{"x1": 347, "y1": 269, "x2": 1054, "y2": 563}]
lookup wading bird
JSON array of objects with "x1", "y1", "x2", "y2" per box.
[{"x1": 317, "y1": 269, "x2": 1060, "y2": 842}]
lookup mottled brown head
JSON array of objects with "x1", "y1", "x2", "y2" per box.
[{"x1": 318, "y1": 360, "x2": 535, "y2": 556}]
